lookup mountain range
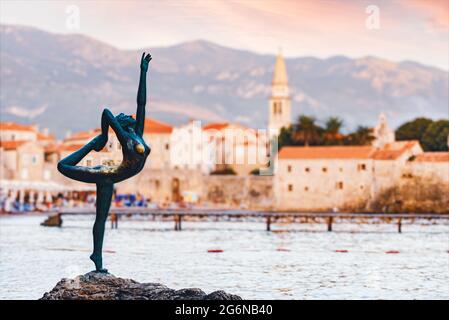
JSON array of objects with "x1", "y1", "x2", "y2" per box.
[{"x1": 1, "y1": 24, "x2": 448, "y2": 138}]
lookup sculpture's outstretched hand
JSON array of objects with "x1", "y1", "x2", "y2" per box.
[{"x1": 140, "y1": 52, "x2": 152, "y2": 72}]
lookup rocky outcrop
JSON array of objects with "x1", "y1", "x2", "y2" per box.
[
  {"x1": 40, "y1": 214, "x2": 62, "y2": 227},
  {"x1": 40, "y1": 272, "x2": 242, "y2": 300}
]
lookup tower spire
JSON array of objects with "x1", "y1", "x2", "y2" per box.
[{"x1": 272, "y1": 51, "x2": 288, "y2": 86}]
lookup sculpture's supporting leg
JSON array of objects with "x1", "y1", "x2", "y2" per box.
[
  {"x1": 90, "y1": 182, "x2": 114, "y2": 272},
  {"x1": 327, "y1": 217, "x2": 333, "y2": 232}
]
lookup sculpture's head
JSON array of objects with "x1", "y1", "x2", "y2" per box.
[{"x1": 116, "y1": 113, "x2": 136, "y2": 131}]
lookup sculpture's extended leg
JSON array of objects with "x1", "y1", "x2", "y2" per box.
[
  {"x1": 57, "y1": 136, "x2": 107, "y2": 183},
  {"x1": 58, "y1": 141, "x2": 94, "y2": 167},
  {"x1": 90, "y1": 182, "x2": 114, "y2": 272}
]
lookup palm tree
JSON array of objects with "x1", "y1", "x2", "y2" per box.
[
  {"x1": 325, "y1": 117, "x2": 343, "y2": 135},
  {"x1": 345, "y1": 126, "x2": 374, "y2": 145},
  {"x1": 278, "y1": 125, "x2": 297, "y2": 149},
  {"x1": 293, "y1": 115, "x2": 321, "y2": 146},
  {"x1": 324, "y1": 117, "x2": 344, "y2": 145}
]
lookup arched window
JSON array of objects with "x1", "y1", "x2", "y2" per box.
[{"x1": 273, "y1": 101, "x2": 283, "y2": 114}]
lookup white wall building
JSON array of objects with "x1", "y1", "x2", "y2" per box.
[
  {"x1": 170, "y1": 120, "x2": 215, "y2": 174},
  {"x1": 202, "y1": 122, "x2": 268, "y2": 175}
]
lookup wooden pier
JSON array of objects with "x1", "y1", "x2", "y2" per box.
[{"x1": 41, "y1": 208, "x2": 449, "y2": 233}]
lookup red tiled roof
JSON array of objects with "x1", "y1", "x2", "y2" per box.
[
  {"x1": 44, "y1": 143, "x2": 59, "y2": 153},
  {"x1": 65, "y1": 118, "x2": 173, "y2": 141},
  {"x1": 0, "y1": 140, "x2": 28, "y2": 150},
  {"x1": 279, "y1": 141, "x2": 420, "y2": 160},
  {"x1": 59, "y1": 144, "x2": 85, "y2": 152},
  {"x1": 64, "y1": 130, "x2": 98, "y2": 142},
  {"x1": 371, "y1": 141, "x2": 419, "y2": 160},
  {"x1": 279, "y1": 146, "x2": 373, "y2": 159},
  {"x1": 0, "y1": 122, "x2": 56, "y2": 142},
  {"x1": 0, "y1": 122, "x2": 36, "y2": 132},
  {"x1": 415, "y1": 152, "x2": 449, "y2": 162},
  {"x1": 202, "y1": 123, "x2": 253, "y2": 133},
  {"x1": 143, "y1": 118, "x2": 173, "y2": 134},
  {"x1": 130, "y1": 115, "x2": 173, "y2": 134},
  {"x1": 203, "y1": 123, "x2": 230, "y2": 131},
  {"x1": 37, "y1": 132, "x2": 55, "y2": 141}
]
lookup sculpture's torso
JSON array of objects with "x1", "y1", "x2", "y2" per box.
[
  {"x1": 92, "y1": 131, "x2": 150, "y2": 184},
  {"x1": 117, "y1": 132, "x2": 151, "y2": 181}
]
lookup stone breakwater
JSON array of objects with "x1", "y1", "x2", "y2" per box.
[{"x1": 40, "y1": 271, "x2": 242, "y2": 300}]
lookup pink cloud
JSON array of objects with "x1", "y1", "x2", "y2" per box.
[
  {"x1": 399, "y1": 0, "x2": 449, "y2": 29},
  {"x1": 1, "y1": 0, "x2": 447, "y2": 69}
]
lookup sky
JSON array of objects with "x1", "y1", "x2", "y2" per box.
[{"x1": 0, "y1": 0, "x2": 448, "y2": 70}]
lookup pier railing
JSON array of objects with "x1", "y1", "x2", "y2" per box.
[{"x1": 41, "y1": 208, "x2": 449, "y2": 233}]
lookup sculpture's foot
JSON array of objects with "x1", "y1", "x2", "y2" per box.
[
  {"x1": 93, "y1": 268, "x2": 108, "y2": 273},
  {"x1": 90, "y1": 253, "x2": 106, "y2": 272}
]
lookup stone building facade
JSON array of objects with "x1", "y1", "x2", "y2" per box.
[
  {"x1": 0, "y1": 122, "x2": 55, "y2": 182},
  {"x1": 0, "y1": 122, "x2": 61, "y2": 205},
  {"x1": 274, "y1": 139, "x2": 448, "y2": 212},
  {"x1": 116, "y1": 169, "x2": 274, "y2": 209}
]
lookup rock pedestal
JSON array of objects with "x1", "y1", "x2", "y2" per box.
[{"x1": 40, "y1": 272, "x2": 242, "y2": 300}]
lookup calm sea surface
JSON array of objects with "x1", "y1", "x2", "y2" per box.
[{"x1": 0, "y1": 215, "x2": 448, "y2": 299}]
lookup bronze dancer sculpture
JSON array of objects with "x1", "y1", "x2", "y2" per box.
[{"x1": 57, "y1": 53, "x2": 152, "y2": 272}]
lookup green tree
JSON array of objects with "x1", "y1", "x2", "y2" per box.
[
  {"x1": 277, "y1": 125, "x2": 297, "y2": 149},
  {"x1": 396, "y1": 118, "x2": 433, "y2": 142},
  {"x1": 293, "y1": 115, "x2": 322, "y2": 146},
  {"x1": 345, "y1": 126, "x2": 374, "y2": 145},
  {"x1": 421, "y1": 120, "x2": 449, "y2": 151},
  {"x1": 324, "y1": 117, "x2": 344, "y2": 145}
]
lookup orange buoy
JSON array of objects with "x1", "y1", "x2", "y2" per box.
[
  {"x1": 335, "y1": 250, "x2": 348, "y2": 253},
  {"x1": 385, "y1": 250, "x2": 400, "y2": 254},
  {"x1": 207, "y1": 249, "x2": 223, "y2": 253}
]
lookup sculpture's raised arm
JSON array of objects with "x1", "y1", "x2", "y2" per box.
[{"x1": 135, "y1": 52, "x2": 152, "y2": 136}]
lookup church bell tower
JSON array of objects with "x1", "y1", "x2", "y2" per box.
[{"x1": 268, "y1": 52, "x2": 291, "y2": 137}]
